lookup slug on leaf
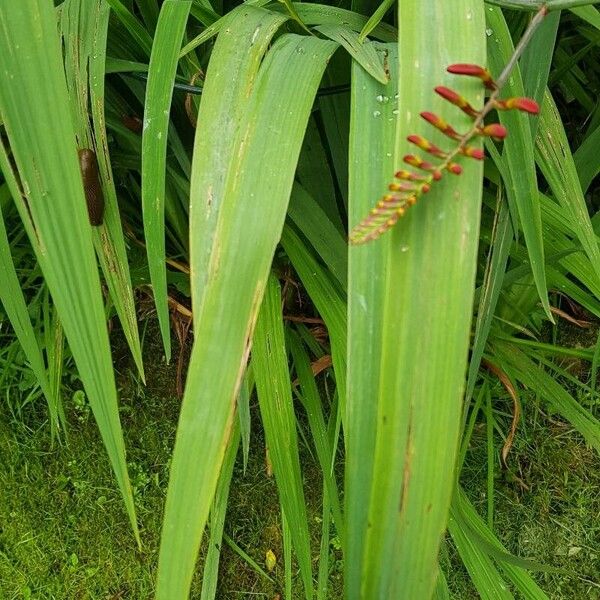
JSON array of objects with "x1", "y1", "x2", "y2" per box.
[{"x1": 78, "y1": 148, "x2": 104, "y2": 226}]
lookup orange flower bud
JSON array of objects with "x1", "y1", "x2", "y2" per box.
[
  {"x1": 447, "y1": 63, "x2": 496, "y2": 90},
  {"x1": 495, "y1": 97, "x2": 539, "y2": 114},
  {"x1": 403, "y1": 154, "x2": 436, "y2": 172},
  {"x1": 407, "y1": 134, "x2": 447, "y2": 158},
  {"x1": 389, "y1": 182, "x2": 416, "y2": 192},
  {"x1": 479, "y1": 123, "x2": 507, "y2": 140},
  {"x1": 420, "y1": 111, "x2": 461, "y2": 140},
  {"x1": 435, "y1": 86, "x2": 479, "y2": 117},
  {"x1": 394, "y1": 169, "x2": 427, "y2": 181},
  {"x1": 461, "y1": 146, "x2": 485, "y2": 160}
]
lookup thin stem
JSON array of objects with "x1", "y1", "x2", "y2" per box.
[
  {"x1": 422, "y1": 4, "x2": 548, "y2": 180},
  {"x1": 485, "y1": 0, "x2": 598, "y2": 11},
  {"x1": 494, "y1": 5, "x2": 548, "y2": 90}
]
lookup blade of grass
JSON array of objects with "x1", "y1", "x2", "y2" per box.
[
  {"x1": 535, "y1": 89, "x2": 600, "y2": 288},
  {"x1": 200, "y1": 423, "x2": 240, "y2": 600},
  {"x1": 452, "y1": 488, "x2": 551, "y2": 599},
  {"x1": 316, "y1": 487, "x2": 332, "y2": 600},
  {"x1": 282, "y1": 509, "x2": 293, "y2": 600},
  {"x1": 287, "y1": 330, "x2": 344, "y2": 543},
  {"x1": 141, "y1": 0, "x2": 191, "y2": 361},
  {"x1": 0, "y1": 205, "x2": 57, "y2": 436},
  {"x1": 222, "y1": 534, "x2": 274, "y2": 583},
  {"x1": 253, "y1": 274, "x2": 314, "y2": 598},
  {"x1": 465, "y1": 190, "x2": 513, "y2": 403},
  {"x1": 156, "y1": 24, "x2": 338, "y2": 598},
  {"x1": 0, "y1": 0, "x2": 138, "y2": 542},
  {"x1": 347, "y1": 1, "x2": 485, "y2": 595},
  {"x1": 495, "y1": 342, "x2": 600, "y2": 450},
  {"x1": 487, "y1": 6, "x2": 551, "y2": 320},
  {"x1": 447, "y1": 510, "x2": 512, "y2": 600}
]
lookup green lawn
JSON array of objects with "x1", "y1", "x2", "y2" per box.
[{"x1": 0, "y1": 321, "x2": 598, "y2": 598}]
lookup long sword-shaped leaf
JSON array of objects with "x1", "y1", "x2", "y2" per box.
[
  {"x1": 59, "y1": 0, "x2": 145, "y2": 381},
  {"x1": 487, "y1": 7, "x2": 551, "y2": 319},
  {"x1": 253, "y1": 274, "x2": 313, "y2": 599},
  {"x1": 0, "y1": 204, "x2": 57, "y2": 435},
  {"x1": 188, "y1": 6, "x2": 288, "y2": 318},
  {"x1": 88, "y1": 0, "x2": 146, "y2": 380},
  {"x1": 156, "y1": 23, "x2": 337, "y2": 597},
  {"x1": 347, "y1": 1, "x2": 485, "y2": 595},
  {"x1": 0, "y1": 0, "x2": 138, "y2": 542},
  {"x1": 142, "y1": 0, "x2": 191, "y2": 361},
  {"x1": 346, "y1": 42, "x2": 397, "y2": 598},
  {"x1": 536, "y1": 88, "x2": 600, "y2": 287}
]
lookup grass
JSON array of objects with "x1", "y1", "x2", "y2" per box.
[
  {"x1": 0, "y1": 320, "x2": 343, "y2": 599},
  {"x1": 0, "y1": 318, "x2": 597, "y2": 598}
]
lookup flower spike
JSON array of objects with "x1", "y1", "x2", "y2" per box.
[{"x1": 349, "y1": 6, "x2": 547, "y2": 245}]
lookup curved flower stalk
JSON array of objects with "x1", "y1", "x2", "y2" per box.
[
  {"x1": 349, "y1": 4, "x2": 549, "y2": 245},
  {"x1": 349, "y1": 63, "x2": 540, "y2": 244}
]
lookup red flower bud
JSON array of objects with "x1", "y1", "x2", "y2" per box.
[
  {"x1": 479, "y1": 123, "x2": 507, "y2": 140},
  {"x1": 407, "y1": 134, "x2": 447, "y2": 158},
  {"x1": 495, "y1": 97, "x2": 539, "y2": 114},
  {"x1": 435, "y1": 86, "x2": 479, "y2": 117},
  {"x1": 420, "y1": 111, "x2": 461, "y2": 140},
  {"x1": 403, "y1": 154, "x2": 436, "y2": 172},
  {"x1": 461, "y1": 146, "x2": 485, "y2": 160},
  {"x1": 447, "y1": 63, "x2": 496, "y2": 90},
  {"x1": 447, "y1": 163, "x2": 463, "y2": 175}
]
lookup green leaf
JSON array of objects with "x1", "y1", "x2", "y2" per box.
[
  {"x1": 535, "y1": 89, "x2": 600, "y2": 288},
  {"x1": 188, "y1": 6, "x2": 288, "y2": 318},
  {"x1": 495, "y1": 342, "x2": 600, "y2": 450},
  {"x1": 105, "y1": 0, "x2": 153, "y2": 56},
  {"x1": 291, "y1": 3, "x2": 397, "y2": 41},
  {"x1": 200, "y1": 425, "x2": 240, "y2": 600},
  {"x1": 0, "y1": 202, "x2": 57, "y2": 435},
  {"x1": 253, "y1": 274, "x2": 313, "y2": 598},
  {"x1": 0, "y1": 0, "x2": 138, "y2": 543},
  {"x1": 314, "y1": 24, "x2": 389, "y2": 84},
  {"x1": 85, "y1": 0, "x2": 145, "y2": 381},
  {"x1": 574, "y1": 122, "x2": 600, "y2": 193},
  {"x1": 156, "y1": 18, "x2": 337, "y2": 597},
  {"x1": 346, "y1": 0, "x2": 486, "y2": 594},
  {"x1": 142, "y1": 0, "x2": 191, "y2": 361},
  {"x1": 359, "y1": 0, "x2": 396, "y2": 42},
  {"x1": 486, "y1": 7, "x2": 551, "y2": 320}
]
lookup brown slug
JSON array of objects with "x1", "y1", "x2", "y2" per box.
[{"x1": 78, "y1": 148, "x2": 104, "y2": 226}]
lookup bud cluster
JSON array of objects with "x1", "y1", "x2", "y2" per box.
[{"x1": 349, "y1": 63, "x2": 540, "y2": 245}]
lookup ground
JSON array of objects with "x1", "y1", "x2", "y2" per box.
[{"x1": 0, "y1": 320, "x2": 598, "y2": 598}]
